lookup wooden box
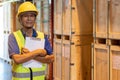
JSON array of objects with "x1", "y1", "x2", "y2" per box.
[
  {"x1": 110, "y1": 44, "x2": 120, "y2": 80},
  {"x1": 93, "y1": 44, "x2": 110, "y2": 80},
  {"x1": 62, "y1": 0, "x2": 93, "y2": 35},
  {"x1": 109, "y1": 0, "x2": 120, "y2": 39},
  {"x1": 94, "y1": 0, "x2": 108, "y2": 38},
  {"x1": 62, "y1": 0, "x2": 71, "y2": 35},
  {"x1": 61, "y1": 37, "x2": 92, "y2": 80},
  {"x1": 53, "y1": 39, "x2": 62, "y2": 80},
  {"x1": 54, "y1": 0, "x2": 63, "y2": 34},
  {"x1": 62, "y1": 40, "x2": 71, "y2": 80},
  {"x1": 71, "y1": 0, "x2": 93, "y2": 35},
  {"x1": 70, "y1": 42, "x2": 92, "y2": 80}
]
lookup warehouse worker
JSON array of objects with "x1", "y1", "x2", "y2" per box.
[{"x1": 8, "y1": 1, "x2": 54, "y2": 80}]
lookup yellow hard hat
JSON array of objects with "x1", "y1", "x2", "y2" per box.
[{"x1": 17, "y1": 1, "x2": 38, "y2": 17}]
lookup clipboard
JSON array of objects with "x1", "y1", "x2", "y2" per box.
[{"x1": 23, "y1": 37, "x2": 45, "y2": 68}]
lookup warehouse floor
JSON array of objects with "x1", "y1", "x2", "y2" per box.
[{"x1": 0, "y1": 59, "x2": 12, "y2": 80}]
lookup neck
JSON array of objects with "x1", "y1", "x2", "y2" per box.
[{"x1": 22, "y1": 28, "x2": 33, "y2": 37}]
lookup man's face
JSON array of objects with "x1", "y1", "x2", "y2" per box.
[{"x1": 19, "y1": 11, "x2": 36, "y2": 29}]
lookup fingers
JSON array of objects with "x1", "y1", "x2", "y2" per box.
[
  {"x1": 21, "y1": 47, "x2": 30, "y2": 54},
  {"x1": 40, "y1": 49, "x2": 47, "y2": 56},
  {"x1": 46, "y1": 55, "x2": 54, "y2": 63},
  {"x1": 47, "y1": 58, "x2": 54, "y2": 63},
  {"x1": 32, "y1": 49, "x2": 47, "y2": 57}
]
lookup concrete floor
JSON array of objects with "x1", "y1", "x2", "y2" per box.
[{"x1": 0, "y1": 59, "x2": 12, "y2": 80}]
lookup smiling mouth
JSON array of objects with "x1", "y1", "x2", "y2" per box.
[
  {"x1": 26, "y1": 21, "x2": 32, "y2": 23},
  {"x1": 26, "y1": 22, "x2": 33, "y2": 25}
]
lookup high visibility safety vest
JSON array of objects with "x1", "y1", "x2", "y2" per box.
[{"x1": 12, "y1": 30, "x2": 46, "y2": 80}]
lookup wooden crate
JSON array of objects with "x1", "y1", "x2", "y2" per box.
[
  {"x1": 71, "y1": 35, "x2": 93, "y2": 80},
  {"x1": 95, "y1": 0, "x2": 120, "y2": 39},
  {"x1": 54, "y1": 0, "x2": 63, "y2": 34},
  {"x1": 54, "y1": 0, "x2": 93, "y2": 35},
  {"x1": 54, "y1": 14, "x2": 63, "y2": 34},
  {"x1": 62, "y1": 0, "x2": 71, "y2": 35},
  {"x1": 109, "y1": 0, "x2": 120, "y2": 39},
  {"x1": 93, "y1": 44, "x2": 110, "y2": 80},
  {"x1": 71, "y1": 43, "x2": 92, "y2": 80},
  {"x1": 53, "y1": 39, "x2": 62, "y2": 80},
  {"x1": 110, "y1": 45, "x2": 120, "y2": 80},
  {"x1": 94, "y1": 0, "x2": 108, "y2": 38},
  {"x1": 62, "y1": 40, "x2": 71, "y2": 80},
  {"x1": 71, "y1": 0, "x2": 93, "y2": 35},
  {"x1": 61, "y1": 37, "x2": 92, "y2": 80}
]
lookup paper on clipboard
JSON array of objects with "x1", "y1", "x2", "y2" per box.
[{"x1": 23, "y1": 37, "x2": 45, "y2": 68}]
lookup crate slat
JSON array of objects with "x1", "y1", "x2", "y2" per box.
[
  {"x1": 109, "y1": 0, "x2": 120, "y2": 39},
  {"x1": 110, "y1": 45, "x2": 120, "y2": 80},
  {"x1": 95, "y1": 0, "x2": 108, "y2": 38},
  {"x1": 93, "y1": 44, "x2": 110, "y2": 80},
  {"x1": 54, "y1": 0, "x2": 63, "y2": 34},
  {"x1": 53, "y1": 39, "x2": 62, "y2": 80}
]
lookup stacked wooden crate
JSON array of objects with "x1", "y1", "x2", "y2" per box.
[
  {"x1": 92, "y1": 0, "x2": 120, "y2": 80},
  {"x1": 54, "y1": 0, "x2": 93, "y2": 80},
  {"x1": 53, "y1": 0, "x2": 63, "y2": 80}
]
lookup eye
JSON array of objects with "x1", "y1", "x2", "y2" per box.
[
  {"x1": 22, "y1": 14, "x2": 28, "y2": 17},
  {"x1": 30, "y1": 14, "x2": 35, "y2": 17}
]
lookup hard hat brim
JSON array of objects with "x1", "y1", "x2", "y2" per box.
[{"x1": 17, "y1": 11, "x2": 38, "y2": 18}]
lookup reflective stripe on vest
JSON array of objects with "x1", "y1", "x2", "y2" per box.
[
  {"x1": 13, "y1": 70, "x2": 45, "y2": 78},
  {"x1": 13, "y1": 30, "x2": 46, "y2": 80}
]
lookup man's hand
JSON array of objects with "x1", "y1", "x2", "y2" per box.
[
  {"x1": 21, "y1": 47, "x2": 30, "y2": 54},
  {"x1": 45, "y1": 55, "x2": 54, "y2": 63},
  {"x1": 32, "y1": 49, "x2": 47, "y2": 57},
  {"x1": 21, "y1": 47, "x2": 47, "y2": 57},
  {"x1": 34, "y1": 54, "x2": 54, "y2": 64}
]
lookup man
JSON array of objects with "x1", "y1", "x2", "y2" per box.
[{"x1": 8, "y1": 1, "x2": 54, "y2": 80}]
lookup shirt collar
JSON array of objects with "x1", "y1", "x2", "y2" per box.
[{"x1": 21, "y1": 28, "x2": 37, "y2": 38}]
